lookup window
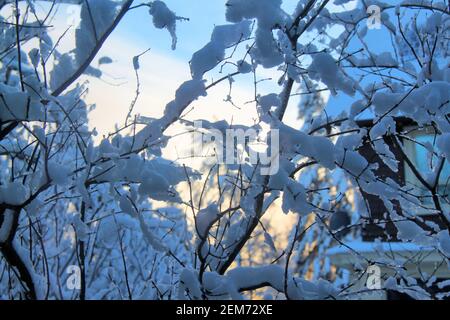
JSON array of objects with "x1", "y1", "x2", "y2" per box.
[{"x1": 403, "y1": 128, "x2": 450, "y2": 215}]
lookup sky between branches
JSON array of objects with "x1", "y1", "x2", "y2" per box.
[{"x1": 38, "y1": 0, "x2": 376, "y2": 138}]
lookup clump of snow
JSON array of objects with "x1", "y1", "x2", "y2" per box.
[
  {"x1": 394, "y1": 220, "x2": 429, "y2": 243},
  {"x1": 190, "y1": 21, "x2": 251, "y2": 79},
  {"x1": 149, "y1": 1, "x2": 180, "y2": 50},
  {"x1": 163, "y1": 79, "x2": 207, "y2": 122},
  {"x1": 98, "y1": 56, "x2": 113, "y2": 65},
  {"x1": 274, "y1": 119, "x2": 336, "y2": 169},
  {"x1": 225, "y1": 0, "x2": 287, "y2": 68},
  {"x1": 196, "y1": 204, "x2": 220, "y2": 238},
  {"x1": 49, "y1": 53, "x2": 76, "y2": 91},
  {"x1": 226, "y1": 265, "x2": 284, "y2": 294},
  {"x1": 336, "y1": 149, "x2": 374, "y2": 181},
  {"x1": 0, "y1": 181, "x2": 29, "y2": 206},
  {"x1": 75, "y1": 0, "x2": 117, "y2": 64},
  {"x1": 372, "y1": 82, "x2": 450, "y2": 124},
  {"x1": 48, "y1": 161, "x2": 71, "y2": 186},
  {"x1": 138, "y1": 170, "x2": 171, "y2": 199},
  {"x1": 308, "y1": 52, "x2": 355, "y2": 96},
  {"x1": 258, "y1": 93, "x2": 281, "y2": 116},
  {"x1": 28, "y1": 48, "x2": 40, "y2": 68},
  {"x1": 282, "y1": 179, "x2": 313, "y2": 215},
  {"x1": 237, "y1": 60, "x2": 252, "y2": 74},
  {"x1": 424, "y1": 12, "x2": 442, "y2": 34},
  {"x1": 0, "y1": 83, "x2": 45, "y2": 121},
  {"x1": 178, "y1": 268, "x2": 202, "y2": 299}
]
